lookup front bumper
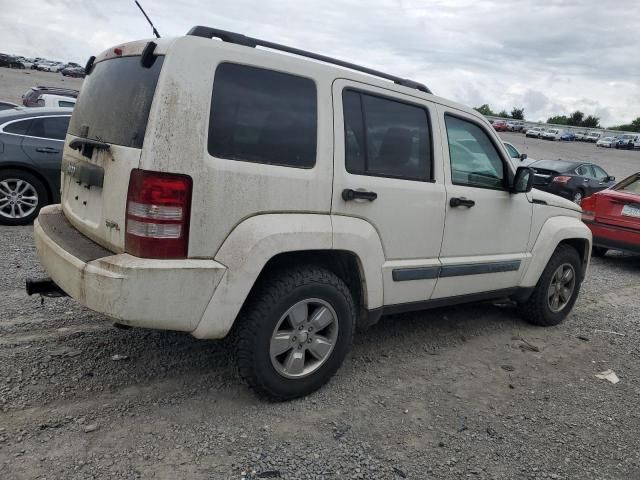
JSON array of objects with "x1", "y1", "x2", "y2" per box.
[{"x1": 34, "y1": 205, "x2": 226, "y2": 332}]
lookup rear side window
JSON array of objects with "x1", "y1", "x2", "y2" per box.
[
  {"x1": 68, "y1": 56, "x2": 164, "y2": 149},
  {"x1": 28, "y1": 116, "x2": 70, "y2": 141},
  {"x1": 59, "y1": 101, "x2": 75, "y2": 108},
  {"x1": 3, "y1": 119, "x2": 32, "y2": 135},
  {"x1": 343, "y1": 90, "x2": 432, "y2": 181},
  {"x1": 208, "y1": 63, "x2": 317, "y2": 168}
]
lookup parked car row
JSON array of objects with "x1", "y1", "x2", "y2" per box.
[{"x1": 0, "y1": 54, "x2": 85, "y2": 77}]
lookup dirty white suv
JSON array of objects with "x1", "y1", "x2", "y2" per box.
[{"x1": 30, "y1": 27, "x2": 592, "y2": 400}]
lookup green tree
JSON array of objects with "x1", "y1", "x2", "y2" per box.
[
  {"x1": 474, "y1": 104, "x2": 495, "y2": 116},
  {"x1": 497, "y1": 110, "x2": 509, "y2": 118},
  {"x1": 567, "y1": 111, "x2": 584, "y2": 126},
  {"x1": 547, "y1": 115, "x2": 568, "y2": 125},
  {"x1": 582, "y1": 115, "x2": 600, "y2": 128},
  {"x1": 510, "y1": 107, "x2": 525, "y2": 120},
  {"x1": 610, "y1": 117, "x2": 640, "y2": 132}
]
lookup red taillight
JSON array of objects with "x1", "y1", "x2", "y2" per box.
[
  {"x1": 113, "y1": 47, "x2": 123, "y2": 56},
  {"x1": 125, "y1": 169, "x2": 192, "y2": 259},
  {"x1": 552, "y1": 175, "x2": 571, "y2": 184},
  {"x1": 581, "y1": 195, "x2": 596, "y2": 220}
]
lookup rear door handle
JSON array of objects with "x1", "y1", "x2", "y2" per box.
[
  {"x1": 342, "y1": 189, "x2": 377, "y2": 202},
  {"x1": 35, "y1": 147, "x2": 60, "y2": 153},
  {"x1": 450, "y1": 197, "x2": 475, "y2": 208}
]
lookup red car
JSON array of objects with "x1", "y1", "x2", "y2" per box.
[
  {"x1": 581, "y1": 173, "x2": 640, "y2": 256},
  {"x1": 492, "y1": 120, "x2": 508, "y2": 132}
]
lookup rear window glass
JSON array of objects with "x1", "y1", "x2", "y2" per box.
[
  {"x1": 208, "y1": 63, "x2": 317, "y2": 168},
  {"x1": 68, "y1": 56, "x2": 164, "y2": 149}
]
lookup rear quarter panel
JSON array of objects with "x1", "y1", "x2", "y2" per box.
[{"x1": 142, "y1": 37, "x2": 334, "y2": 258}]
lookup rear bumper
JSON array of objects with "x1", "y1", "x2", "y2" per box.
[
  {"x1": 34, "y1": 205, "x2": 226, "y2": 332},
  {"x1": 584, "y1": 219, "x2": 640, "y2": 254}
]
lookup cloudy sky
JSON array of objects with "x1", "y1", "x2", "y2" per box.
[{"x1": 1, "y1": 0, "x2": 637, "y2": 126}]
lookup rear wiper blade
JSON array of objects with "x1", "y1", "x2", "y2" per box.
[{"x1": 69, "y1": 138, "x2": 110, "y2": 151}]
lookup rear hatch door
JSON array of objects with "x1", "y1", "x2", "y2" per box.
[{"x1": 61, "y1": 50, "x2": 165, "y2": 252}]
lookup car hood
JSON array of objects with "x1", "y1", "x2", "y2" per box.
[{"x1": 529, "y1": 189, "x2": 582, "y2": 213}]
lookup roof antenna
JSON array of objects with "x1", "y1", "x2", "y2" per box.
[{"x1": 134, "y1": 0, "x2": 161, "y2": 38}]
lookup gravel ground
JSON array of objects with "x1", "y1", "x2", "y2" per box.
[
  {"x1": 1, "y1": 70, "x2": 640, "y2": 479},
  {"x1": 1, "y1": 228, "x2": 639, "y2": 480}
]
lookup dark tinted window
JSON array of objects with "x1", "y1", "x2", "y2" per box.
[
  {"x1": 59, "y1": 101, "x2": 75, "y2": 108},
  {"x1": 208, "y1": 63, "x2": 317, "y2": 168},
  {"x1": 28, "y1": 116, "x2": 70, "y2": 140},
  {"x1": 343, "y1": 90, "x2": 431, "y2": 181},
  {"x1": 69, "y1": 56, "x2": 164, "y2": 149},
  {"x1": 3, "y1": 119, "x2": 32, "y2": 135},
  {"x1": 445, "y1": 115, "x2": 505, "y2": 189}
]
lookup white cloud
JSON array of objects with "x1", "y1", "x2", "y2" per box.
[{"x1": 1, "y1": 0, "x2": 637, "y2": 125}]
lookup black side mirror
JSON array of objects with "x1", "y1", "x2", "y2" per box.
[
  {"x1": 520, "y1": 153, "x2": 527, "y2": 161},
  {"x1": 607, "y1": 176, "x2": 615, "y2": 182},
  {"x1": 512, "y1": 167, "x2": 534, "y2": 193}
]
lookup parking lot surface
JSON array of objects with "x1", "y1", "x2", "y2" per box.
[
  {"x1": 1, "y1": 70, "x2": 639, "y2": 479},
  {"x1": 0, "y1": 68, "x2": 83, "y2": 105}
]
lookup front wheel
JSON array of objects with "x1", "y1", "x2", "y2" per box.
[
  {"x1": 235, "y1": 265, "x2": 355, "y2": 400},
  {"x1": 518, "y1": 244, "x2": 582, "y2": 326}
]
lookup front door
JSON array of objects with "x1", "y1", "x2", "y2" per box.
[
  {"x1": 434, "y1": 106, "x2": 533, "y2": 299},
  {"x1": 331, "y1": 79, "x2": 447, "y2": 306}
]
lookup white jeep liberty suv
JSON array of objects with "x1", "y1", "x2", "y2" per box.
[{"x1": 30, "y1": 27, "x2": 591, "y2": 400}]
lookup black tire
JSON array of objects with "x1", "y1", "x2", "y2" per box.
[
  {"x1": 592, "y1": 246, "x2": 608, "y2": 257},
  {"x1": 0, "y1": 169, "x2": 49, "y2": 226},
  {"x1": 235, "y1": 265, "x2": 356, "y2": 401},
  {"x1": 518, "y1": 244, "x2": 582, "y2": 326}
]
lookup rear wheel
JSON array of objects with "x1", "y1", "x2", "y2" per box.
[
  {"x1": 235, "y1": 265, "x2": 355, "y2": 400},
  {"x1": 518, "y1": 244, "x2": 582, "y2": 326},
  {"x1": 592, "y1": 246, "x2": 608, "y2": 257},
  {"x1": 572, "y1": 189, "x2": 584, "y2": 204},
  {"x1": 0, "y1": 170, "x2": 48, "y2": 225}
]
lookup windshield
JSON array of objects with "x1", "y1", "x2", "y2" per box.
[{"x1": 68, "y1": 55, "x2": 164, "y2": 149}]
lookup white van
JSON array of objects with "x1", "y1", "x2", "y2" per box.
[{"x1": 31, "y1": 27, "x2": 592, "y2": 399}]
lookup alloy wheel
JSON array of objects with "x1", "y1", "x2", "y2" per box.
[
  {"x1": 269, "y1": 298, "x2": 339, "y2": 379},
  {"x1": 0, "y1": 179, "x2": 39, "y2": 220},
  {"x1": 547, "y1": 263, "x2": 576, "y2": 313}
]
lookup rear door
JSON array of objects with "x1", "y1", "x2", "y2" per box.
[
  {"x1": 331, "y1": 80, "x2": 446, "y2": 306},
  {"x1": 20, "y1": 115, "x2": 70, "y2": 197},
  {"x1": 61, "y1": 53, "x2": 165, "y2": 252}
]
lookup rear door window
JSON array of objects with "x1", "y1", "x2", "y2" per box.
[
  {"x1": 68, "y1": 56, "x2": 164, "y2": 149},
  {"x1": 28, "y1": 116, "x2": 70, "y2": 141},
  {"x1": 342, "y1": 90, "x2": 432, "y2": 181},
  {"x1": 208, "y1": 63, "x2": 317, "y2": 168}
]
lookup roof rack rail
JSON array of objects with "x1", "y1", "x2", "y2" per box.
[{"x1": 187, "y1": 26, "x2": 432, "y2": 94}]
